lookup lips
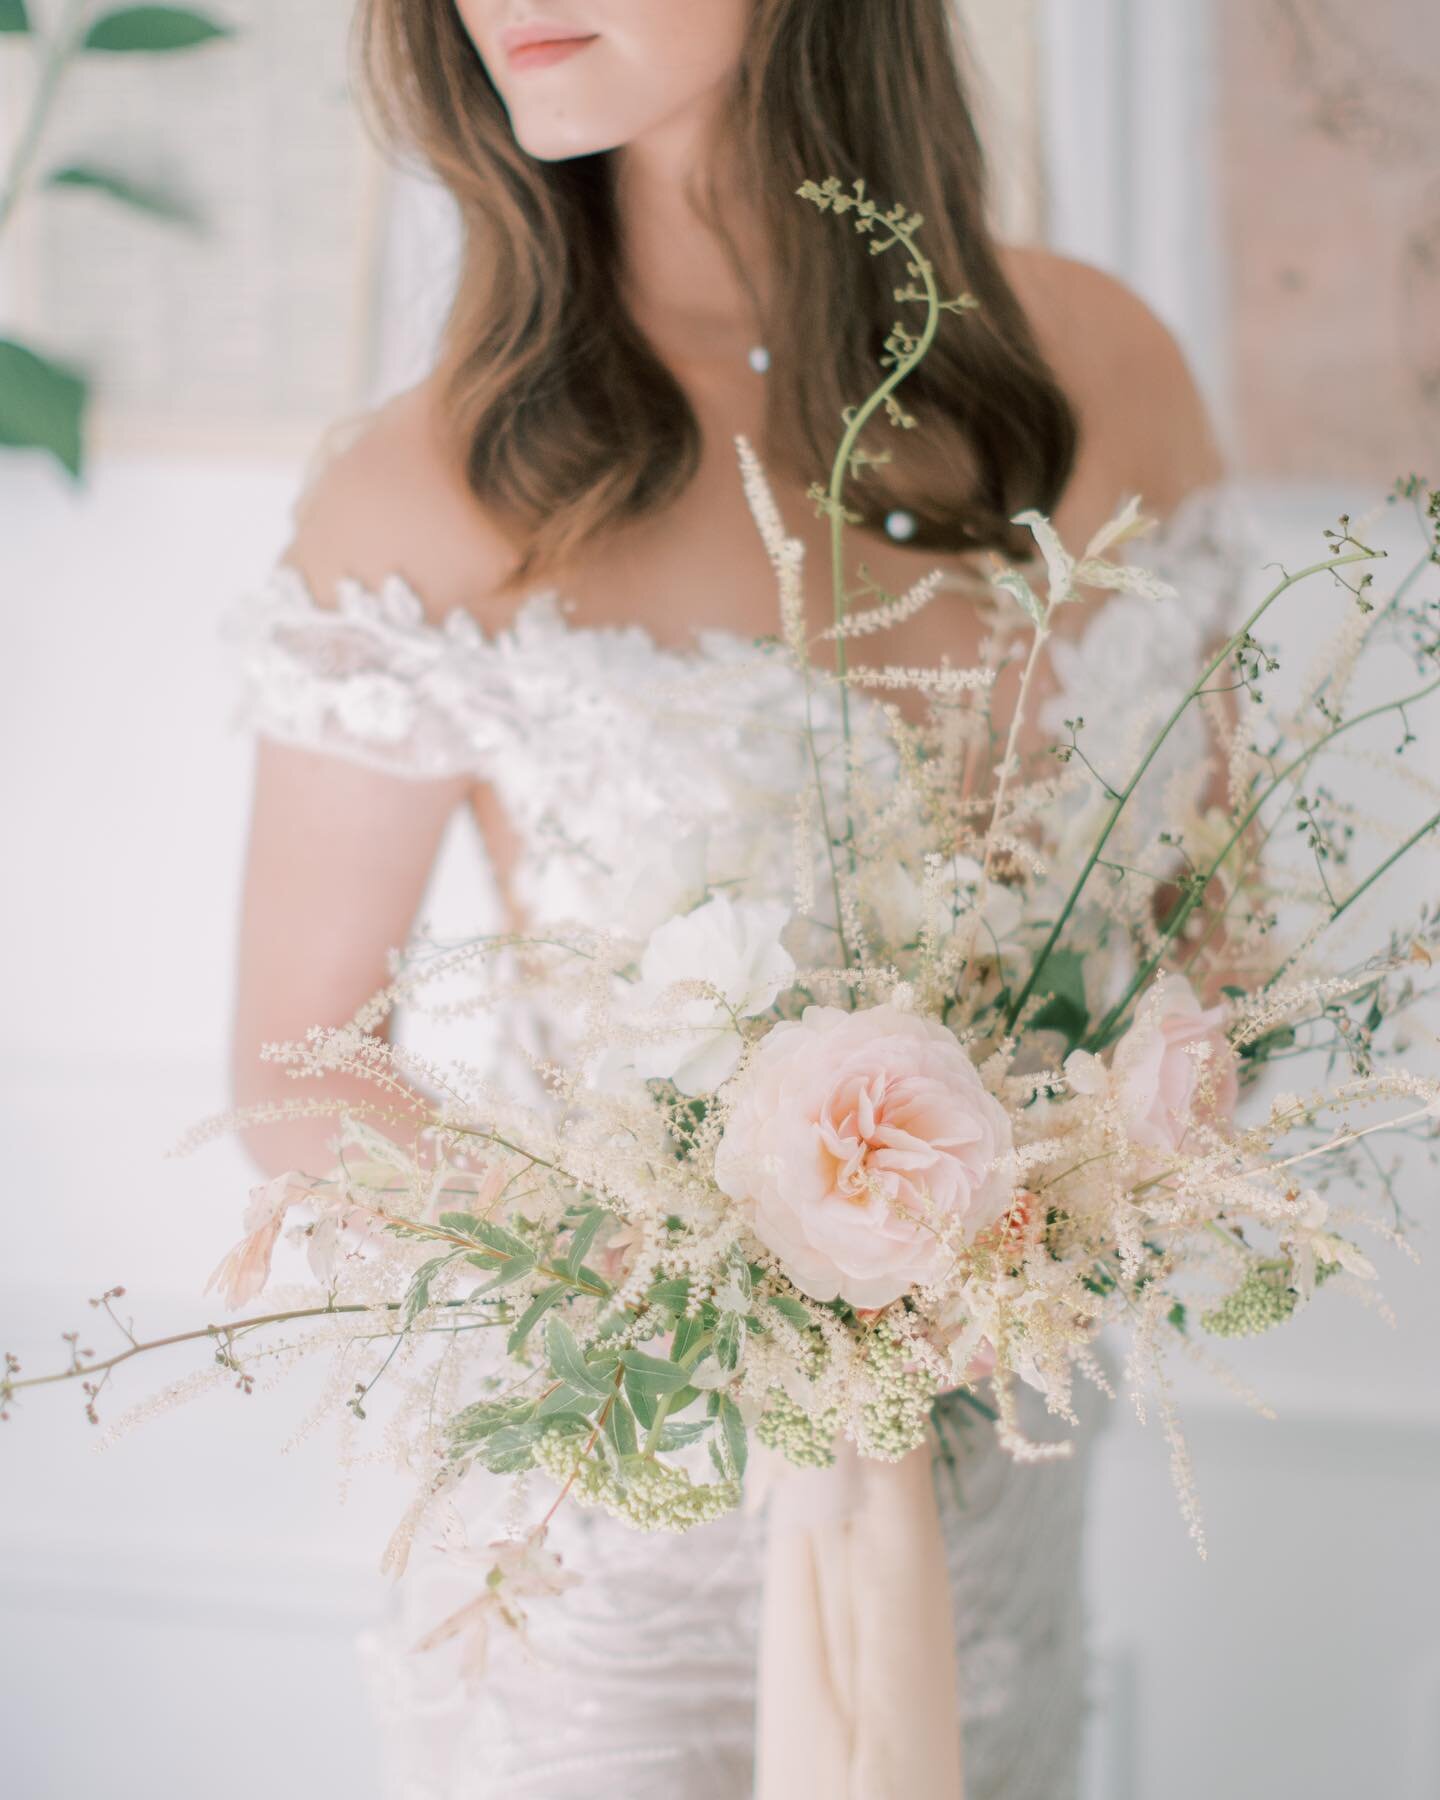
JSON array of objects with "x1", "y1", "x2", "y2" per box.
[{"x1": 500, "y1": 20, "x2": 599, "y2": 69}]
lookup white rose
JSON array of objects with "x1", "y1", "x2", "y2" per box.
[{"x1": 628, "y1": 894, "x2": 795, "y2": 1095}]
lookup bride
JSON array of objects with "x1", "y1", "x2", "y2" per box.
[{"x1": 225, "y1": 3, "x2": 1241, "y2": 1795}]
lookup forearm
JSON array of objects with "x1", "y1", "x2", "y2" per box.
[{"x1": 230, "y1": 1043, "x2": 441, "y2": 1185}]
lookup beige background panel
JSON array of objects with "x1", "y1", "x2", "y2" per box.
[
  {"x1": 1218, "y1": 0, "x2": 1440, "y2": 482},
  {"x1": 2, "y1": 0, "x2": 385, "y2": 456}
]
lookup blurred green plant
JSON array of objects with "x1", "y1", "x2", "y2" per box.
[{"x1": 0, "y1": 0, "x2": 234, "y2": 478}]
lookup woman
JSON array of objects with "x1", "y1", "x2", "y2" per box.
[{"x1": 225, "y1": 3, "x2": 1238, "y2": 1794}]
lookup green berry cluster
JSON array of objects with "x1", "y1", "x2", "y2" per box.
[
  {"x1": 855, "y1": 1323, "x2": 935, "y2": 1461},
  {"x1": 1200, "y1": 1253, "x2": 1347, "y2": 1339},
  {"x1": 756, "y1": 1388, "x2": 842, "y2": 1469},
  {"x1": 531, "y1": 1429, "x2": 740, "y2": 1532}
]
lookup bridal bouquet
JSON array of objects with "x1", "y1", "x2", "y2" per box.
[{"x1": 8, "y1": 178, "x2": 1438, "y2": 1669}]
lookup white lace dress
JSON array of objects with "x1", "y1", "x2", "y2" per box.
[{"x1": 220, "y1": 480, "x2": 1256, "y2": 1800}]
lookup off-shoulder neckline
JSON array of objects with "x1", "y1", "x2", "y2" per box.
[{"x1": 255, "y1": 476, "x2": 1254, "y2": 668}]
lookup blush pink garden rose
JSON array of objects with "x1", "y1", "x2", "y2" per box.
[
  {"x1": 713, "y1": 1002, "x2": 1016, "y2": 1308},
  {"x1": 1107, "y1": 974, "x2": 1239, "y2": 1153}
]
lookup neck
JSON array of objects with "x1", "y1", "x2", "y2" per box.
[{"x1": 612, "y1": 111, "x2": 769, "y2": 369}]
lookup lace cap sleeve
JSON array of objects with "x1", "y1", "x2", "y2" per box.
[{"x1": 219, "y1": 563, "x2": 496, "y2": 781}]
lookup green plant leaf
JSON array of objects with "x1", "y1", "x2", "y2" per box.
[
  {"x1": 604, "y1": 1395, "x2": 638, "y2": 1458},
  {"x1": 83, "y1": 6, "x2": 233, "y2": 52},
  {"x1": 624, "y1": 1367, "x2": 657, "y2": 1431},
  {"x1": 506, "y1": 1282, "x2": 566, "y2": 1356},
  {"x1": 533, "y1": 1384, "x2": 595, "y2": 1421},
  {"x1": 473, "y1": 1424, "x2": 539, "y2": 1474},
  {"x1": 1029, "y1": 947, "x2": 1089, "y2": 1044},
  {"x1": 715, "y1": 1311, "x2": 746, "y2": 1371},
  {"x1": 561, "y1": 1207, "x2": 605, "y2": 1276},
  {"x1": 645, "y1": 1277, "x2": 691, "y2": 1315},
  {"x1": 45, "y1": 163, "x2": 198, "y2": 227},
  {"x1": 765, "y1": 1293, "x2": 815, "y2": 1330},
  {"x1": 0, "y1": 0, "x2": 31, "y2": 34},
  {"x1": 0, "y1": 338, "x2": 87, "y2": 477},
  {"x1": 619, "y1": 1348, "x2": 691, "y2": 1398},
  {"x1": 545, "y1": 1318, "x2": 618, "y2": 1399},
  {"x1": 719, "y1": 1394, "x2": 748, "y2": 1478},
  {"x1": 440, "y1": 1211, "x2": 530, "y2": 1257},
  {"x1": 655, "y1": 1417, "x2": 709, "y2": 1451},
  {"x1": 466, "y1": 1250, "x2": 535, "y2": 1293},
  {"x1": 401, "y1": 1253, "x2": 454, "y2": 1327},
  {"x1": 670, "y1": 1304, "x2": 713, "y2": 1364}
]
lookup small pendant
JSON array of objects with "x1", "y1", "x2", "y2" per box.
[
  {"x1": 884, "y1": 508, "x2": 917, "y2": 541},
  {"x1": 747, "y1": 344, "x2": 771, "y2": 374}
]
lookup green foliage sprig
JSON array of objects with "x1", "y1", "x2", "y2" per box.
[{"x1": 0, "y1": 0, "x2": 234, "y2": 476}]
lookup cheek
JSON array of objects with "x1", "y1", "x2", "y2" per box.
[{"x1": 484, "y1": 0, "x2": 752, "y2": 163}]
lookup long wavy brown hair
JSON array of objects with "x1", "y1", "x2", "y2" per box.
[{"x1": 353, "y1": 0, "x2": 1079, "y2": 597}]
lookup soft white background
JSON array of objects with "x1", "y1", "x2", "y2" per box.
[{"x1": 3, "y1": 5, "x2": 1438, "y2": 1797}]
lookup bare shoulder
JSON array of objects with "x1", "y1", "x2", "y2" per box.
[
  {"x1": 278, "y1": 375, "x2": 522, "y2": 628},
  {"x1": 998, "y1": 243, "x2": 1227, "y2": 514}
]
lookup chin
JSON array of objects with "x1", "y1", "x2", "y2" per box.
[
  {"x1": 509, "y1": 110, "x2": 628, "y2": 162},
  {"x1": 505, "y1": 88, "x2": 697, "y2": 163}
]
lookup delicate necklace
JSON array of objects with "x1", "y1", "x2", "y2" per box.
[{"x1": 745, "y1": 342, "x2": 917, "y2": 543}]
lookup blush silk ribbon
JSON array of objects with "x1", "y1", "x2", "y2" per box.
[{"x1": 748, "y1": 1431, "x2": 964, "y2": 1799}]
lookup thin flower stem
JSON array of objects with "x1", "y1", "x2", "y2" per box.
[
  {"x1": 640, "y1": 1328, "x2": 715, "y2": 1456},
  {"x1": 1265, "y1": 806, "x2": 1440, "y2": 988},
  {"x1": 2, "y1": 1300, "x2": 454, "y2": 1399},
  {"x1": 0, "y1": 0, "x2": 89, "y2": 238},
  {"x1": 811, "y1": 196, "x2": 952, "y2": 879},
  {"x1": 1088, "y1": 667, "x2": 1440, "y2": 1045},
  {"x1": 1005, "y1": 546, "x2": 1383, "y2": 1032},
  {"x1": 979, "y1": 618, "x2": 1051, "y2": 897},
  {"x1": 536, "y1": 1371, "x2": 621, "y2": 1533}
]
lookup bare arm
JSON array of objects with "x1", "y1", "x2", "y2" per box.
[
  {"x1": 1010, "y1": 249, "x2": 1245, "y2": 998},
  {"x1": 1072, "y1": 260, "x2": 1249, "y2": 995},
  {"x1": 229, "y1": 383, "x2": 519, "y2": 1179}
]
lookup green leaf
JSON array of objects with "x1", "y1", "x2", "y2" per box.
[
  {"x1": 506, "y1": 1283, "x2": 565, "y2": 1356},
  {"x1": 0, "y1": 0, "x2": 31, "y2": 34},
  {"x1": 466, "y1": 1250, "x2": 535, "y2": 1293},
  {"x1": 562, "y1": 1208, "x2": 605, "y2": 1275},
  {"x1": 1167, "y1": 1301, "x2": 1188, "y2": 1335},
  {"x1": 83, "y1": 6, "x2": 233, "y2": 52},
  {"x1": 447, "y1": 1395, "x2": 535, "y2": 1451},
  {"x1": 533, "y1": 1408, "x2": 595, "y2": 1437},
  {"x1": 671, "y1": 1305, "x2": 713, "y2": 1364},
  {"x1": 441, "y1": 1212, "x2": 531, "y2": 1258},
  {"x1": 619, "y1": 1348, "x2": 691, "y2": 1398},
  {"x1": 545, "y1": 1318, "x2": 618, "y2": 1399},
  {"x1": 766, "y1": 1293, "x2": 816, "y2": 1331},
  {"x1": 0, "y1": 338, "x2": 87, "y2": 477},
  {"x1": 1029, "y1": 948, "x2": 1089, "y2": 1044},
  {"x1": 534, "y1": 1383, "x2": 594, "y2": 1420},
  {"x1": 624, "y1": 1367, "x2": 657, "y2": 1431},
  {"x1": 655, "y1": 1417, "x2": 710, "y2": 1451},
  {"x1": 646, "y1": 1277, "x2": 691, "y2": 1315},
  {"x1": 45, "y1": 163, "x2": 198, "y2": 227},
  {"x1": 715, "y1": 1312, "x2": 746, "y2": 1372},
  {"x1": 604, "y1": 1395, "x2": 638, "y2": 1458},
  {"x1": 719, "y1": 1394, "x2": 748, "y2": 1478},
  {"x1": 401, "y1": 1253, "x2": 453, "y2": 1327},
  {"x1": 474, "y1": 1424, "x2": 539, "y2": 1473}
]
